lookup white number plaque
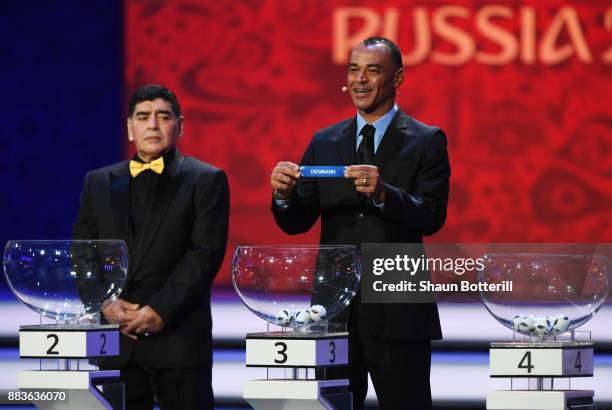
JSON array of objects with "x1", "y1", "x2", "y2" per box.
[
  {"x1": 19, "y1": 325, "x2": 119, "y2": 358},
  {"x1": 490, "y1": 343, "x2": 593, "y2": 377},
  {"x1": 246, "y1": 333, "x2": 348, "y2": 367}
]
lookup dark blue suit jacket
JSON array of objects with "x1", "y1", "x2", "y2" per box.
[{"x1": 273, "y1": 110, "x2": 450, "y2": 339}]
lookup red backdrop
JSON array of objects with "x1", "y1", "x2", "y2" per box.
[{"x1": 125, "y1": 0, "x2": 612, "y2": 285}]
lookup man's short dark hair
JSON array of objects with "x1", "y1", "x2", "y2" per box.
[
  {"x1": 362, "y1": 37, "x2": 403, "y2": 70},
  {"x1": 128, "y1": 84, "x2": 182, "y2": 118}
]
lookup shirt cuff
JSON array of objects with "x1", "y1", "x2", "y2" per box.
[{"x1": 274, "y1": 195, "x2": 294, "y2": 209}]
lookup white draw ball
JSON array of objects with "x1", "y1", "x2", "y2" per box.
[
  {"x1": 511, "y1": 315, "x2": 522, "y2": 332},
  {"x1": 309, "y1": 304, "x2": 327, "y2": 322},
  {"x1": 552, "y1": 314, "x2": 570, "y2": 333},
  {"x1": 518, "y1": 315, "x2": 535, "y2": 332},
  {"x1": 276, "y1": 309, "x2": 292, "y2": 326},
  {"x1": 294, "y1": 309, "x2": 311, "y2": 326},
  {"x1": 532, "y1": 316, "x2": 552, "y2": 336}
]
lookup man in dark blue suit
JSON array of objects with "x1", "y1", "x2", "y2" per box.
[
  {"x1": 74, "y1": 84, "x2": 229, "y2": 410},
  {"x1": 270, "y1": 37, "x2": 450, "y2": 409}
]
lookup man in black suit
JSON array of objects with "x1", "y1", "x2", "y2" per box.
[
  {"x1": 270, "y1": 37, "x2": 450, "y2": 409},
  {"x1": 73, "y1": 84, "x2": 229, "y2": 410}
]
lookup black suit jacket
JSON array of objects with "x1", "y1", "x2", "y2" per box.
[
  {"x1": 273, "y1": 110, "x2": 450, "y2": 339},
  {"x1": 73, "y1": 150, "x2": 229, "y2": 368}
]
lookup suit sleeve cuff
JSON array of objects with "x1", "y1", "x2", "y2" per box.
[
  {"x1": 146, "y1": 296, "x2": 172, "y2": 327},
  {"x1": 273, "y1": 191, "x2": 295, "y2": 209}
]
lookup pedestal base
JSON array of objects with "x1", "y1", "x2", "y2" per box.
[
  {"x1": 18, "y1": 370, "x2": 123, "y2": 410},
  {"x1": 244, "y1": 379, "x2": 351, "y2": 410},
  {"x1": 487, "y1": 390, "x2": 595, "y2": 410}
]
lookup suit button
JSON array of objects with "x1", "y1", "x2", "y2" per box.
[
  {"x1": 131, "y1": 250, "x2": 137, "y2": 257},
  {"x1": 356, "y1": 212, "x2": 364, "y2": 220}
]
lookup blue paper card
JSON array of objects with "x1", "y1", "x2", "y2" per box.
[{"x1": 300, "y1": 166, "x2": 346, "y2": 178}]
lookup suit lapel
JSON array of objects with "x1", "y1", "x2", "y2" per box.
[
  {"x1": 336, "y1": 117, "x2": 357, "y2": 166},
  {"x1": 131, "y1": 152, "x2": 185, "y2": 273},
  {"x1": 374, "y1": 110, "x2": 408, "y2": 173},
  {"x1": 109, "y1": 163, "x2": 130, "y2": 240}
]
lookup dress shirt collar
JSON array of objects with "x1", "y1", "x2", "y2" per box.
[
  {"x1": 131, "y1": 148, "x2": 177, "y2": 169},
  {"x1": 355, "y1": 104, "x2": 399, "y2": 152}
]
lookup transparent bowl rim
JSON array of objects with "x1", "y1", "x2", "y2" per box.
[
  {"x1": 482, "y1": 252, "x2": 609, "y2": 259},
  {"x1": 5, "y1": 239, "x2": 127, "y2": 244},
  {"x1": 234, "y1": 244, "x2": 359, "y2": 250},
  {"x1": 4, "y1": 239, "x2": 129, "y2": 254}
]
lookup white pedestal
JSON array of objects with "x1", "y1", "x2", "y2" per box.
[
  {"x1": 488, "y1": 341, "x2": 596, "y2": 410},
  {"x1": 244, "y1": 331, "x2": 352, "y2": 410},
  {"x1": 244, "y1": 379, "x2": 350, "y2": 410},
  {"x1": 487, "y1": 390, "x2": 594, "y2": 410},
  {"x1": 18, "y1": 370, "x2": 121, "y2": 410},
  {"x1": 17, "y1": 324, "x2": 123, "y2": 410}
]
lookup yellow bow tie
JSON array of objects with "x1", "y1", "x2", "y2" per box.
[{"x1": 129, "y1": 157, "x2": 164, "y2": 177}]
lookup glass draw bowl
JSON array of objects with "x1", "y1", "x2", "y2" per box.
[
  {"x1": 3, "y1": 240, "x2": 128, "y2": 321},
  {"x1": 478, "y1": 253, "x2": 609, "y2": 339},
  {"x1": 232, "y1": 245, "x2": 361, "y2": 328}
]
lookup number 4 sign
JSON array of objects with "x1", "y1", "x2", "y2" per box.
[{"x1": 490, "y1": 345, "x2": 593, "y2": 377}]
